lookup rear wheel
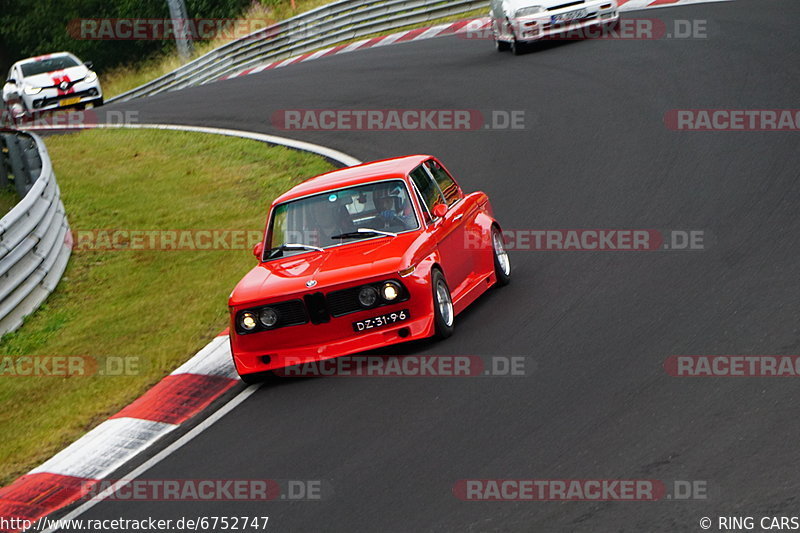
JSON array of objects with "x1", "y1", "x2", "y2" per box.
[
  {"x1": 492, "y1": 226, "x2": 511, "y2": 286},
  {"x1": 432, "y1": 269, "x2": 454, "y2": 339}
]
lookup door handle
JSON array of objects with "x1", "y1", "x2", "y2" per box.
[{"x1": 453, "y1": 214, "x2": 463, "y2": 221}]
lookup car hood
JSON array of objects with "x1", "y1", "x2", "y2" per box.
[
  {"x1": 23, "y1": 65, "x2": 89, "y2": 88},
  {"x1": 504, "y1": 0, "x2": 576, "y2": 13},
  {"x1": 230, "y1": 232, "x2": 421, "y2": 307}
]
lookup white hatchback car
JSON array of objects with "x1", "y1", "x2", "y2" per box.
[
  {"x1": 490, "y1": 0, "x2": 620, "y2": 54},
  {"x1": 2, "y1": 52, "x2": 103, "y2": 117}
]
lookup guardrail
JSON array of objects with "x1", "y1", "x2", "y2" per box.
[
  {"x1": 109, "y1": 0, "x2": 487, "y2": 103},
  {"x1": 0, "y1": 130, "x2": 71, "y2": 337}
]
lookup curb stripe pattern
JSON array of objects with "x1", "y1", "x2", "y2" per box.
[{"x1": 219, "y1": 0, "x2": 729, "y2": 82}]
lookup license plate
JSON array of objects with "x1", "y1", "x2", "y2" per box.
[
  {"x1": 552, "y1": 8, "x2": 587, "y2": 23},
  {"x1": 353, "y1": 309, "x2": 410, "y2": 332},
  {"x1": 60, "y1": 97, "x2": 81, "y2": 107}
]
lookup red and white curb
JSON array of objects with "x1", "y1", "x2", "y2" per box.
[
  {"x1": 0, "y1": 332, "x2": 237, "y2": 533},
  {"x1": 0, "y1": 125, "x2": 361, "y2": 533},
  {"x1": 219, "y1": 0, "x2": 732, "y2": 82}
]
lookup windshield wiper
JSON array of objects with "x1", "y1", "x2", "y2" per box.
[
  {"x1": 266, "y1": 243, "x2": 326, "y2": 258},
  {"x1": 330, "y1": 228, "x2": 398, "y2": 240}
]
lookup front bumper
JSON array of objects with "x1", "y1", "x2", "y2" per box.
[
  {"x1": 22, "y1": 81, "x2": 103, "y2": 113},
  {"x1": 230, "y1": 276, "x2": 436, "y2": 375},
  {"x1": 511, "y1": 1, "x2": 619, "y2": 42}
]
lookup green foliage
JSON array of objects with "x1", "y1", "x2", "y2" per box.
[{"x1": 0, "y1": 0, "x2": 251, "y2": 75}]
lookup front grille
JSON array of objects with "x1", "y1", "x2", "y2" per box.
[
  {"x1": 327, "y1": 286, "x2": 363, "y2": 317},
  {"x1": 38, "y1": 89, "x2": 99, "y2": 108},
  {"x1": 272, "y1": 299, "x2": 307, "y2": 327},
  {"x1": 304, "y1": 292, "x2": 330, "y2": 324}
]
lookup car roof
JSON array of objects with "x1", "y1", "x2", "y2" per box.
[{"x1": 273, "y1": 154, "x2": 431, "y2": 205}]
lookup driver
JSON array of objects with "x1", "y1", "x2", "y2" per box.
[{"x1": 373, "y1": 186, "x2": 411, "y2": 230}]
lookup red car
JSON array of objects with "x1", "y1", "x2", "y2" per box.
[{"x1": 228, "y1": 155, "x2": 511, "y2": 382}]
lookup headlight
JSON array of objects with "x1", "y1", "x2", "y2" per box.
[
  {"x1": 381, "y1": 281, "x2": 401, "y2": 301},
  {"x1": 358, "y1": 286, "x2": 379, "y2": 307},
  {"x1": 259, "y1": 307, "x2": 278, "y2": 327},
  {"x1": 239, "y1": 311, "x2": 257, "y2": 331},
  {"x1": 23, "y1": 86, "x2": 42, "y2": 95},
  {"x1": 515, "y1": 5, "x2": 545, "y2": 17},
  {"x1": 84, "y1": 71, "x2": 98, "y2": 83}
]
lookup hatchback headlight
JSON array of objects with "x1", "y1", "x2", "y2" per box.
[
  {"x1": 23, "y1": 86, "x2": 42, "y2": 95},
  {"x1": 515, "y1": 5, "x2": 545, "y2": 17},
  {"x1": 84, "y1": 71, "x2": 98, "y2": 83}
]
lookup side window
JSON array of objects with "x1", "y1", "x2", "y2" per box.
[
  {"x1": 410, "y1": 166, "x2": 444, "y2": 217},
  {"x1": 424, "y1": 160, "x2": 461, "y2": 205}
]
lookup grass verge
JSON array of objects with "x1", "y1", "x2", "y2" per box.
[
  {"x1": 0, "y1": 128, "x2": 334, "y2": 485},
  {"x1": 0, "y1": 185, "x2": 18, "y2": 217}
]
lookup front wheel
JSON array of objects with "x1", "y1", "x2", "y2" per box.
[
  {"x1": 432, "y1": 269, "x2": 454, "y2": 339},
  {"x1": 492, "y1": 226, "x2": 511, "y2": 286}
]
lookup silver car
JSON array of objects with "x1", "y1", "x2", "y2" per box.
[
  {"x1": 490, "y1": 0, "x2": 620, "y2": 54},
  {"x1": 2, "y1": 52, "x2": 103, "y2": 118}
]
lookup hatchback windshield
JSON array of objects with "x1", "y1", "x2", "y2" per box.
[
  {"x1": 20, "y1": 55, "x2": 80, "y2": 77},
  {"x1": 266, "y1": 180, "x2": 419, "y2": 258}
]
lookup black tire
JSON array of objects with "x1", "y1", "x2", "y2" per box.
[
  {"x1": 93, "y1": 97, "x2": 104, "y2": 107},
  {"x1": 431, "y1": 268, "x2": 454, "y2": 339},
  {"x1": 511, "y1": 37, "x2": 525, "y2": 55},
  {"x1": 492, "y1": 226, "x2": 511, "y2": 287},
  {"x1": 495, "y1": 38, "x2": 510, "y2": 52}
]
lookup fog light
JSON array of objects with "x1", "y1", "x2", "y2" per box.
[
  {"x1": 358, "y1": 286, "x2": 378, "y2": 307},
  {"x1": 259, "y1": 307, "x2": 278, "y2": 327},
  {"x1": 381, "y1": 281, "x2": 401, "y2": 301},
  {"x1": 240, "y1": 312, "x2": 257, "y2": 331}
]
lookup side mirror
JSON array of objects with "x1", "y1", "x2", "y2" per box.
[
  {"x1": 84, "y1": 61, "x2": 93, "y2": 69},
  {"x1": 253, "y1": 242, "x2": 264, "y2": 260},
  {"x1": 432, "y1": 203, "x2": 448, "y2": 218}
]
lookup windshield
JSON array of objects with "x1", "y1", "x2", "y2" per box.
[
  {"x1": 20, "y1": 56, "x2": 80, "y2": 77},
  {"x1": 266, "y1": 179, "x2": 419, "y2": 257}
]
